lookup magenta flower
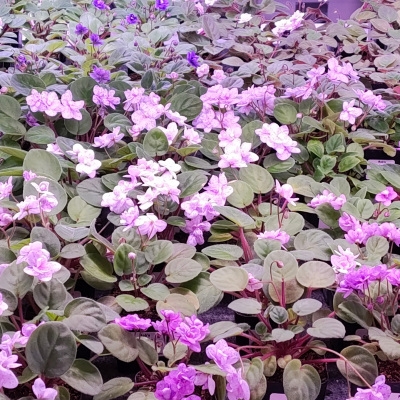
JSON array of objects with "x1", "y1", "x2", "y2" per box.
[
  {"x1": 345, "y1": 227, "x2": 367, "y2": 245},
  {"x1": 255, "y1": 123, "x2": 300, "y2": 161},
  {"x1": 115, "y1": 315, "x2": 152, "y2": 331},
  {"x1": 340, "y1": 100, "x2": 363, "y2": 125},
  {"x1": 60, "y1": 90, "x2": 84, "y2": 120},
  {"x1": 206, "y1": 339, "x2": 240, "y2": 373},
  {"x1": 93, "y1": 127, "x2": 124, "y2": 148},
  {"x1": 32, "y1": 378, "x2": 57, "y2": 400},
  {"x1": 275, "y1": 180, "x2": 298, "y2": 206},
  {"x1": 175, "y1": 315, "x2": 210, "y2": 352},
  {"x1": 226, "y1": 369, "x2": 250, "y2": 400},
  {"x1": 75, "y1": 23, "x2": 88, "y2": 35},
  {"x1": 375, "y1": 187, "x2": 397, "y2": 207},
  {"x1": 135, "y1": 213, "x2": 167, "y2": 239},
  {"x1": 153, "y1": 310, "x2": 183, "y2": 335},
  {"x1": 0, "y1": 177, "x2": 12, "y2": 200},
  {"x1": 0, "y1": 350, "x2": 21, "y2": 389},
  {"x1": 0, "y1": 294, "x2": 8, "y2": 316},
  {"x1": 194, "y1": 365, "x2": 215, "y2": 396},
  {"x1": 257, "y1": 229, "x2": 290, "y2": 245}
]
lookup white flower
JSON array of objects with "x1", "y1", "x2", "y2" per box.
[{"x1": 238, "y1": 13, "x2": 252, "y2": 24}]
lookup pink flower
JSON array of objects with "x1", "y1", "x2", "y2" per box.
[
  {"x1": 164, "y1": 105, "x2": 187, "y2": 126},
  {"x1": 0, "y1": 350, "x2": 21, "y2": 389},
  {"x1": 13, "y1": 195, "x2": 41, "y2": 220},
  {"x1": 135, "y1": 213, "x2": 167, "y2": 239},
  {"x1": 255, "y1": 123, "x2": 300, "y2": 161},
  {"x1": 182, "y1": 127, "x2": 201, "y2": 144},
  {"x1": 331, "y1": 246, "x2": 360, "y2": 275},
  {"x1": 60, "y1": 90, "x2": 84, "y2": 120},
  {"x1": 93, "y1": 127, "x2": 124, "y2": 148},
  {"x1": 182, "y1": 217, "x2": 211, "y2": 246},
  {"x1": 340, "y1": 100, "x2": 363, "y2": 125},
  {"x1": 23, "y1": 170, "x2": 37, "y2": 181},
  {"x1": 327, "y1": 59, "x2": 359, "y2": 84},
  {"x1": 92, "y1": 86, "x2": 120, "y2": 110},
  {"x1": 0, "y1": 294, "x2": 8, "y2": 316},
  {"x1": 308, "y1": 190, "x2": 346, "y2": 211},
  {"x1": 175, "y1": 315, "x2": 210, "y2": 352},
  {"x1": 206, "y1": 339, "x2": 240, "y2": 373},
  {"x1": 218, "y1": 140, "x2": 259, "y2": 168},
  {"x1": 339, "y1": 213, "x2": 359, "y2": 232},
  {"x1": 0, "y1": 208, "x2": 12, "y2": 227},
  {"x1": 102, "y1": 185, "x2": 134, "y2": 214},
  {"x1": 355, "y1": 89, "x2": 386, "y2": 111},
  {"x1": 257, "y1": 229, "x2": 290, "y2": 245},
  {"x1": 275, "y1": 180, "x2": 298, "y2": 206},
  {"x1": 68, "y1": 144, "x2": 101, "y2": 178},
  {"x1": 196, "y1": 64, "x2": 209, "y2": 78},
  {"x1": 123, "y1": 87, "x2": 145, "y2": 111},
  {"x1": 211, "y1": 69, "x2": 226, "y2": 83},
  {"x1": 159, "y1": 122, "x2": 179, "y2": 144},
  {"x1": 218, "y1": 126, "x2": 242, "y2": 147},
  {"x1": 345, "y1": 227, "x2": 367, "y2": 245},
  {"x1": 115, "y1": 315, "x2": 152, "y2": 331},
  {"x1": 18, "y1": 323, "x2": 39, "y2": 346},
  {"x1": 32, "y1": 378, "x2": 57, "y2": 400},
  {"x1": 375, "y1": 187, "x2": 397, "y2": 207},
  {"x1": 351, "y1": 375, "x2": 391, "y2": 400},
  {"x1": 153, "y1": 310, "x2": 183, "y2": 335},
  {"x1": 246, "y1": 273, "x2": 263, "y2": 292},
  {"x1": 226, "y1": 369, "x2": 250, "y2": 400},
  {"x1": 46, "y1": 143, "x2": 63, "y2": 156},
  {"x1": 0, "y1": 177, "x2": 12, "y2": 200}
]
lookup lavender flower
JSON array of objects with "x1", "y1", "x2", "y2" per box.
[
  {"x1": 89, "y1": 33, "x2": 104, "y2": 47},
  {"x1": 32, "y1": 378, "x2": 57, "y2": 400},
  {"x1": 0, "y1": 294, "x2": 8, "y2": 316},
  {"x1": 155, "y1": 0, "x2": 169, "y2": 11},
  {"x1": 126, "y1": 13, "x2": 139, "y2": 24},
  {"x1": 89, "y1": 66, "x2": 111, "y2": 84},
  {"x1": 350, "y1": 375, "x2": 391, "y2": 400},
  {"x1": 187, "y1": 51, "x2": 200, "y2": 67},
  {"x1": 75, "y1": 23, "x2": 88, "y2": 35},
  {"x1": 0, "y1": 350, "x2": 21, "y2": 389},
  {"x1": 206, "y1": 339, "x2": 240, "y2": 373},
  {"x1": 175, "y1": 315, "x2": 210, "y2": 352},
  {"x1": 115, "y1": 315, "x2": 152, "y2": 331},
  {"x1": 375, "y1": 187, "x2": 397, "y2": 207},
  {"x1": 92, "y1": 0, "x2": 107, "y2": 9}
]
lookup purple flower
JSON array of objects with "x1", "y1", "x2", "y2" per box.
[
  {"x1": 181, "y1": 216, "x2": 210, "y2": 246},
  {"x1": 89, "y1": 34, "x2": 104, "y2": 47},
  {"x1": 187, "y1": 51, "x2": 200, "y2": 68},
  {"x1": 226, "y1": 369, "x2": 250, "y2": 400},
  {"x1": 23, "y1": 171, "x2": 37, "y2": 181},
  {"x1": 92, "y1": 86, "x2": 120, "y2": 109},
  {"x1": 0, "y1": 294, "x2": 8, "y2": 316},
  {"x1": 206, "y1": 339, "x2": 240, "y2": 373},
  {"x1": 153, "y1": 310, "x2": 182, "y2": 335},
  {"x1": 93, "y1": 0, "x2": 107, "y2": 9},
  {"x1": 340, "y1": 100, "x2": 363, "y2": 125},
  {"x1": 375, "y1": 187, "x2": 397, "y2": 207},
  {"x1": 175, "y1": 315, "x2": 209, "y2": 352},
  {"x1": 257, "y1": 229, "x2": 290, "y2": 245},
  {"x1": 115, "y1": 315, "x2": 152, "y2": 331},
  {"x1": 155, "y1": 364, "x2": 196, "y2": 400},
  {"x1": 0, "y1": 350, "x2": 21, "y2": 389},
  {"x1": 338, "y1": 213, "x2": 359, "y2": 232},
  {"x1": 89, "y1": 66, "x2": 111, "y2": 84},
  {"x1": 75, "y1": 23, "x2": 88, "y2": 35},
  {"x1": 126, "y1": 14, "x2": 139, "y2": 24},
  {"x1": 26, "y1": 113, "x2": 39, "y2": 127},
  {"x1": 32, "y1": 378, "x2": 57, "y2": 400},
  {"x1": 352, "y1": 375, "x2": 391, "y2": 400},
  {"x1": 155, "y1": 0, "x2": 169, "y2": 10},
  {"x1": 0, "y1": 177, "x2": 12, "y2": 200}
]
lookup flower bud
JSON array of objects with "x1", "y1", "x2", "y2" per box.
[
  {"x1": 276, "y1": 261, "x2": 284, "y2": 268},
  {"x1": 128, "y1": 252, "x2": 136, "y2": 260},
  {"x1": 384, "y1": 211, "x2": 390, "y2": 217}
]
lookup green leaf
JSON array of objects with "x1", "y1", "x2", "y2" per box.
[
  {"x1": 25, "y1": 126, "x2": 56, "y2": 144},
  {"x1": 23, "y1": 149, "x2": 62, "y2": 181},
  {"x1": 264, "y1": 154, "x2": 295, "y2": 173},
  {"x1": 271, "y1": 328, "x2": 295, "y2": 343},
  {"x1": 274, "y1": 103, "x2": 297, "y2": 124},
  {"x1": 144, "y1": 240, "x2": 173, "y2": 265},
  {"x1": 69, "y1": 77, "x2": 96, "y2": 106},
  {"x1": 213, "y1": 206, "x2": 255, "y2": 228},
  {"x1": 296, "y1": 261, "x2": 335, "y2": 289},
  {"x1": 64, "y1": 109, "x2": 92, "y2": 135},
  {"x1": 307, "y1": 318, "x2": 345, "y2": 338},
  {"x1": 33, "y1": 279, "x2": 70, "y2": 310},
  {"x1": 366, "y1": 236, "x2": 389, "y2": 261},
  {"x1": 283, "y1": 360, "x2": 321, "y2": 400},
  {"x1": 269, "y1": 306, "x2": 289, "y2": 324},
  {"x1": 31, "y1": 226, "x2": 60, "y2": 257},
  {"x1": 228, "y1": 298, "x2": 262, "y2": 315},
  {"x1": 170, "y1": 93, "x2": 203, "y2": 121},
  {"x1": 0, "y1": 116, "x2": 26, "y2": 136},
  {"x1": 202, "y1": 244, "x2": 243, "y2": 261},
  {"x1": 98, "y1": 324, "x2": 138, "y2": 362},
  {"x1": 165, "y1": 258, "x2": 203, "y2": 283},
  {"x1": 0, "y1": 262, "x2": 33, "y2": 298},
  {"x1": 307, "y1": 140, "x2": 324, "y2": 158},
  {"x1": 380, "y1": 171, "x2": 400, "y2": 190},
  {"x1": 116, "y1": 295, "x2": 149, "y2": 312},
  {"x1": 76, "y1": 335, "x2": 104, "y2": 355},
  {"x1": 77, "y1": 178, "x2": 108, "y2": 207},
  {"x1": 137, "y1": 338, "x2": 158, "y2": 365},
  {"x1": 0, "y1": 288, "x2": 17, "y2": 316},
  {"x1": 26, "y1": 322, "x2": 77, "y2": 378},
  {"x1": 378, "y1": 5, "x2": 398, "y2": 22},
  {"x1": 210, "y1": 267, "x2": 249, "y2": 291},
  {"x1": 318, "y1": 155, "x2": 336, "y2": 174},
  {"x1": 205, "y1": 321, "x2": 244, "y2": 342},
  {"x1": 141, "y1": 70, "x2": 154, "y2": 89},
  {"x1": 114, "y1": 243, "x2": 134, "y2": 276},
  {"x1": 61, "y1": 359, "x2": 103, "y2": 396},
  {"x1": 63, "y1": 298, "x2": 107, "y2": 332},
  {"x1": 80, "y1": 251, "x2": 116, "y2": 283},
  {"x1": 163, "y1": 341, "x2": 187, "y2": 366},
  {"x1": 0, "y1": 96, "x2": 21, "y2": 119},
  {"x1": 67, "y1": 196, "x2": 101, "y2": 226},
  {"x1": 378, "y1": 336, "x2": 400, "y2": 360},
  {"x1": 292, "y1": 299, "x2": 322, "y2": 316},
  {"x1": 337, "y1": 346, "x2": 378, "y2": 386},
  {"x1": 202, "y1": 14, "x2": 222, "y2": 40},
  {"x1": 227, "y1": 180, "x2": 254, "y2": 208},
  {"x1": 104, "y1": 113, "x2": 132, "y2": 134},
  {"x1": 260, "y1": 213, "x2": 304, "y2": 236},
  {"x1": 11, "y1": 73, "x2": 46, "y2": 95},
  {"x1": 0, "y1": 146, "x2": 27, "y2": 160},
  {"x1": 94, "y1": 377, "x2": 134, "y2": 400},
  {"x1": 55, "y1": 225, "x2": 90, "y2": 242},
  {"x1": 263, "y1": 250, "x2": 298, "y2": 282},
  {"x1": 254, "y1": 239, "x2": 281, "y2": 259},
  {"x1": 339, "y1": 156, "x2": 360, "y2": 172},
  {"x1": 239, "y1": 164, "x2": 274, "y2": 194},
  {"x1": 326, "y1": 134, "x2": 345, "y2": 154},
  {"x1": 177, "y1": 171, "x2": 208, "y2": 198},
  {"x1": 143, "y1": 128, "x2": 169, "y2": 156},
  {"x1": 294, "y1": 230, "x2": 333, "y2": 261},
  {"x1": 140, "y1": 283, "x2": 170, "y2": 301}
]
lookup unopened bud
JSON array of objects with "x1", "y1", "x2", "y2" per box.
[
  {"x1": 276, "y1": 261, "x2": 284, "y2": 268},
  {"x1": 296, "y1": 113, "x2": 303, "y2": 119},
  {"x1": 376, "y1": 296, "x2": 384, "y2": 304},
  {"x1": 128, "y1": 252, "x2": 136, "y2": 260},
  {"x1": 384, "y1": 211, "x2": 390, "y2": 217}
]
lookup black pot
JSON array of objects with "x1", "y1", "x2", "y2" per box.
[
  {"x1": 234, "y1": 313, "x2": 260, "y2": 346},
  {"x1": 265, "y1": 375, "x2": 328, "y2": 400},
  {"x1": 74, "y1": 278, "x2": 96, "y2": 298},
  {"x1": 117, "y1": 359, "x2": 141, "y2": 377},
  {"x1": 364, "y1": 149, "x2": 400, "y2": 165}
]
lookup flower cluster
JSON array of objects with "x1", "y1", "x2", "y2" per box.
[{"x1": 308, "y1": 190, "x2": 347, "y2": 210}]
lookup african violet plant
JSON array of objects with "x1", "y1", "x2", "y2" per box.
[{"x1": 0, "y1": 0, "x2": 400, "y2": 399}]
